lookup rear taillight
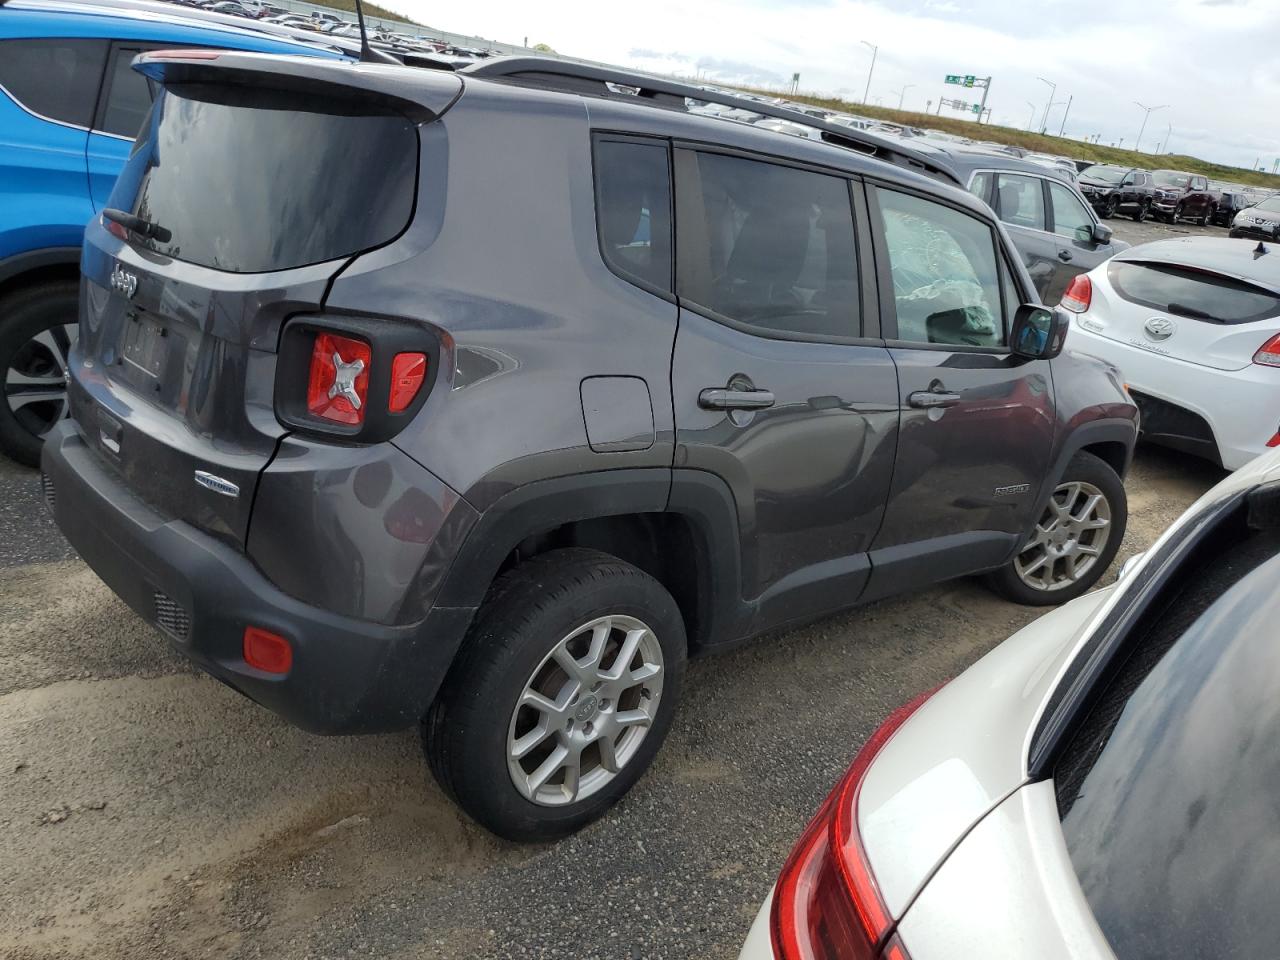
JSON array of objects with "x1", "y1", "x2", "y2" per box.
[
  {"x1": 307, "y1": 332, "x2": 371, "y2": 425},
  {"x1": 771, "y1": 687, "x2": 939, "y2": 960},
  {"x1": 1253, "y1": 333, "x2": 1280, "y2": 367},
  {"x1": 1060, "y1": 274, "x2": 1092, "y2": 314},
  {"x1": 389, "y1": 352, "x2": 428, "y2": 413}
]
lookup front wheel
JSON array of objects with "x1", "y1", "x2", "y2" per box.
[
  {"x1": 423, "y1": 548, "x2": 687, "y2": 841},
  {"x1": 1134, "y1": 200, "x2": 1149, "y2": 223},
  {"x1": 986, "y1": 451, "x2": 1127, "y2": 606},
  {"x1": 1102, "y1": 196, "x2": 1119, "y2": 219},
  {"x1": 1171, "y1": 203, "x2": 1184, "y2": 224},
  {"x1": 1201, "y1": 205, "x2": 1215, "y2": 226}
]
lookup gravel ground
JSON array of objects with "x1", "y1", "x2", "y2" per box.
[{"x1": 0, "y1": 215, "x2": 1233, "y2": 960}]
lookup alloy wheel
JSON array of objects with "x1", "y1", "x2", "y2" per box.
[
  {"x1": 4, "y1": 323, "x2": 76, "y2": 440},
  {"x1": 507, "y1": 614, "x2": 664, "y2": 806},
  {"x1": 1014, "y1": 480, "x2": 1112, "y2": 592}
]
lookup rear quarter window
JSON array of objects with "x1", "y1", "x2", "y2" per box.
[
  {"x1": 0, "y1": 38, "x2": 108, "y2": 128},
  {"x1": 116, "y1": 83, "x2": 418, "y2": 273},
  {"x1": 1108, "y1": 260, "x2": 1280, "y2": 324}
]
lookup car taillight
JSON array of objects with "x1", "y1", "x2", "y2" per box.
[
  {"x1": 1253, "y1": 333, "x2": 1280, "y2": 367},
  {"x1": 1060, "y1": 274, "x2": 1092, "y2": 314},
  {"x1": 307, "y1": 332, "x2": 371, "y2": 424},
  {"x1": 771, "y1": 687, "x2": 940, "y2": 960},
  {"x1": 389, "y1": 352, "x2": 428, "y2": 413}
]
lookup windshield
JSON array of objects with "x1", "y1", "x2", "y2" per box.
[
  {"x1": 1082, "y1": 165, "x2": 1126, "y2": 183},
  {"x1": 1153, "y1": 171, "x2": 1190, "y2": 188},
  {"x1": 1256, "y1": 196, "x2": 1280, "y2": 213}
]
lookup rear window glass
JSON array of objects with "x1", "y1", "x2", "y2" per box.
[
  {"x1": 1057, "y1": 525, "x2": 1280, "y2": 960},
  {"x1": 1108, "y1": 260, "x2": 1280, "y2": 324},
  {"x1": 115, "y1": 83, "x2": 417, "y2": 273},
  {"x1": 0, "y1": 38, "x2": 107, "y2": 128}
]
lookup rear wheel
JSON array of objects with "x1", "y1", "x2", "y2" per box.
[
  {"x1": 1134, "y1": 200, "x2": 1149, "y2": 223},
  {"x1": 986, "y1": 451, "x2": 1127, "y2": 606},
  {"x1": 423, "y1": 549, "x2": 687, "y2": 841},
  {"x1": 0, "y1": 281, "x2": 78, "y2": 467}
]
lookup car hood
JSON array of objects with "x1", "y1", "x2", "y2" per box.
[
  {"x1": 1239, "y1": 207, "x2": 1280, "y2": 223},
  {"x1": 1077, "y1": 178, "x2": 1118, "y2": 190},
  {"x1": 857, "y1": 586, "x2": 1114, "y2": 920}
]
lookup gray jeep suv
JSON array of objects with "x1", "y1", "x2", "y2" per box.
[{"x1": 43, "y1": 53, "x2": 1138, "y2": 840}]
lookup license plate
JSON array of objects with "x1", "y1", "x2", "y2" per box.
[{"x1": 121, "y1": 315, "x2": 168, "y2": 378}]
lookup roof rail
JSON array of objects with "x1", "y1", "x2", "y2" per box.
[{"x1": 461, "y1": 56, "x2": 961, "y2": 186}]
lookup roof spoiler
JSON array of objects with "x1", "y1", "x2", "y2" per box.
[{"x1": 462, "y1": 56, "x2": 962, "y2": 186}]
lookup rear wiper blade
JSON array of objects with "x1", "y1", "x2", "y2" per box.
[
  {"x1": 103, "y1": 208, "x2": 172, "y2": 244},
  {"x1": 1166, "y1": 301, "x2": 1218, "y2": 321}
]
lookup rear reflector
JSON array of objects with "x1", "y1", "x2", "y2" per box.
[
  {"x1": 307, "y1": 332, "x2": 371, "y2": 425},
  {"x1": 243, "y1": 626, "x2": 292, "y2": 674},
  {"x1": 1253, "y1": 333, "x2": 1280, "y2": 367},
  {"x1": 102, "y1": 215, "x2": 129, "y2": 241},
  {"x1": 1060, "y1": 274, "x2": 1092, "y2": 314},
  {"x1": 389, "y1": 352, "x2": 428, "y2": 413},
  {"x1": 771, "y1": 686, "x2": 941, "y2": 960},
  {"x1": 1267, "y1": 433, "x2": 1280, "y2": 448}
]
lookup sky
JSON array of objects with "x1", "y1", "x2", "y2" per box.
[{"x1": 383, "y1": 0, "x2": 1280, "y2": 173}]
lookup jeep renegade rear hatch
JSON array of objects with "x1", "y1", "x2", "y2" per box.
[{"x1": 72, "y1": 54, "x2": 459, "y2": 545}]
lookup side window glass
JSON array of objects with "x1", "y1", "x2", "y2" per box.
[
  {"x1": 0, "y1": 38, "x2": 108, "y2": 128},
  {"x1": 594, "y1": 138, "x2": 673, "y2": 294},
  {"x1": 677, "y1": 151, "x2": 859, "y2": 339},
  {"x1": 1049, "y1": 181, "x2": 1095, "y2": 242},
  {"x1": 875, "y1": 188, "x2": 1005, "y2": 348},
  {"x1": 99, "y1": 47, "x2": 157, "y2": 139},
  {"x1": 968, "y1": 171, "x2": 993, "y2": 205},
  {"x1": 994, "y1": 174, "x2": 1047, "y2": 231}
]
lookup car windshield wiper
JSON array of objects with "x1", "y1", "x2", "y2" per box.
[
  {"x1": 102, "y1": 208, "x2": 172, "y2": 244},
  {"x1": 1166, "y1": 301, "x2": 1218, "y2": 321}
]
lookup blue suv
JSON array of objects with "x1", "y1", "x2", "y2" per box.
[{"x1": 0, "y1": 0, "x2": 340, "y2": 464}]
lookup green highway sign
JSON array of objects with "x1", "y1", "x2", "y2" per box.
[
  {"x1": 972, "y1": 104, "x2": 982, "y2": 114},
  {"x1": 964, "y1": 75, "x2": 976, "y2": 87},
  {"x1": 944, "y1": 74, "x2": 963, "y2": 84}
]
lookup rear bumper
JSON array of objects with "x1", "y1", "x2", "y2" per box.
[
  {"x1": 42, "y1": 423, "x2": 476, "y2": 734},
  {"x1": 1070, "y1": 324, "x2": 1276, "y2": 470}
]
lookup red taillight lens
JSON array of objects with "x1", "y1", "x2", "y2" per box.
[
  {"x1": 389, "y1": 352, "x2": 427, "y2": 413},
  {"x1": 1253, "y1": 333, "x2": 1280, "y2": 367},
  {"x1": 102, "y1": 215, "x2": 129, "y2": 241},
  {"x1": 307, "y1": 332, "x2": 371, "y2": 425},
  {"x1": 1060, "y1": 274, "x2": 1092, "y2": 314},
  {"x1": 771, "y1": 687, "x2": 939, "y2": 960},
  {"x1": 242, "y1": 626, "x2": 292, "y2": 674},
  {"x1": 1266, "y1": 433, "x2": 1280, "y2": 448}
]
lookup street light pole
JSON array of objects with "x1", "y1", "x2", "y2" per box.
[
  {"x1": 1058, "y1": 94, "x2": 1072, "y2": 137},
  {"x1": 1133, "y1": 101, "x2": 1168, "y2": 153},
  {"x1": 1025, "y1": 101, "x2": 1037, "y2": 132},
  {"x1": 895, "y1": 84, "x2": 915, "y2": 110},
  {"x1": 1036, "y1": 76, "x2": 1056, "y2": 134},
  {"x1": 860, "y1": 41, "x2": 878, "y2": 104}
]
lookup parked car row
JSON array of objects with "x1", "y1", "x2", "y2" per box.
[{"x1": 1077, "y1": 163, "x2": 1278, "y2": 231}]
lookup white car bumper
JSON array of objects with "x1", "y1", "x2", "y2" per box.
[
  {"x1": 738, "y1": 888, "x2": 776, "y2": 960},
  {"x1": 1070, "y1": 324, "x2": 1277, "y2": 470}
]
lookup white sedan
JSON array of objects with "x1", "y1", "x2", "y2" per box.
[
  {"x1": 741, "y1": 446, "x2": 1280, "y2": 959},
  {"x1": 1057, "y1": 236, "x2": 1280, "y2": 470}
]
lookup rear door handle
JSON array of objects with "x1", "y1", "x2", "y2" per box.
[
  {"x1": 698, "y1": 387, "x2": 776, "y2": 411},
  {"x1": 907, "y1": 389, "x2": 961, "y2": 409},
  {"x1": 1057, "y1": 249, "x2": 1073, "y2": 262}
]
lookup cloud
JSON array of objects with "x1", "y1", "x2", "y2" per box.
[{"x1": 390, "y1": 0, "x2": 1280, "y2": 172}]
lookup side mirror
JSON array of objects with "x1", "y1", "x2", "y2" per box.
[
  {"x1": 1091, "y1": 222, "x2": 1113, "y2": 245},
  {"x1": 1011, "y1": 304, "x2": 1069, "y2": 360}
]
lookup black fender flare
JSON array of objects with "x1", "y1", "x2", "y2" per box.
[
  {"x1": 0, "y1": 246, "x2": 81, "y2": 292},
  {"x1": 433, "y1": 467, "x2": 746, "y2": 648}
]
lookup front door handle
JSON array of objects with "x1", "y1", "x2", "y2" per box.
[
  {"x1": 907, "y1": 389, "x2": 961, "y2": 409},
  {"x1": 698, "y1": 387, "x2": 776, "y2": 411},
  {"x1": 1057, "y1": 249, "x2": 1073, "y2": 262}
]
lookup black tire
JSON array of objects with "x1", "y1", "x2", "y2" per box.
[
  {"x1": 423, "y1": 548, "x2": 687, "y2": 841},
  {"x1": 1134, "y1": 200, "x2": 1149, "y2": 223},
  {"x1": 1201, "y1": 205, "x2": 1215, "y2": 227},
  {"x1": 1102, "y1": 196, "x2": 1118, "y2": 219},
  {"x1": 985, "y1": 451, "x2": 1127, "y2": 607},
  {"x1": 0, "y1": 281, "x2": 78, "y2": 467},
  {"x1": 1171, "y1": 203, "x2": 1184, "y2": 224}
]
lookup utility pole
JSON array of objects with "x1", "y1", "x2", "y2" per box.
[
  {"x1": 860, "y1": 41, "x2": 878, "y2": 104},
  {"x1": 1036, "y1": 76, "x2": 1056, "y2": 134},
  {"x1": 977, "y1": 76, "x2": 992, "y2": 124},
  {"x1": 1133, "y1": 101, "x2": 1168, "y2": 153},
  {"x1": 1058, "y1": 94, "x2": 1072, "y2": 137}
]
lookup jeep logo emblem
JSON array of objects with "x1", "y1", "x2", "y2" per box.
[
  {"x1": 1143, "y1": 316, "x2": 1176, "y2": 342},
  {"x1": 110, "y1": 263, "x2": 138, "y2": 299}
]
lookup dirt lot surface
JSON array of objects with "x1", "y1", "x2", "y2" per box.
[{"x1": 0, "y1": 215, "x2": 1233, "y2": 960}]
